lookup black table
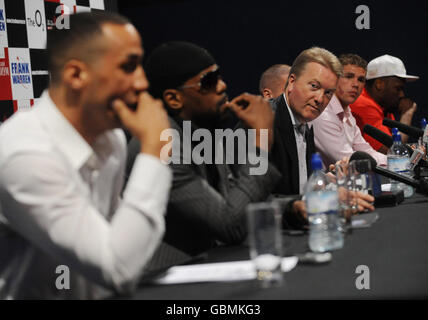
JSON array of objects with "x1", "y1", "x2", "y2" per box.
[{"x1": 130, "y1": 194, "x2": 428, "y2": 299}]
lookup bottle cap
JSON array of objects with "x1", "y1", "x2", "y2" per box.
[
  {"x1": 310, "y1": 153, "x2": 323, "y2": 171},
  {"x1": 392, "y1": 127, "x2": 398, "y2": 136},
  {"x1": 421, "y1": 118, "x2": 427, "y2": 129}
]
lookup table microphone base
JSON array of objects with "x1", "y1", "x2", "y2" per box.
[{"x1": 374, "y1": 190, "x2": 405, "y2": 207}]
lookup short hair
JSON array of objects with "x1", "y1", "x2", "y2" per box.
[
  {"x1": 339, "y1": 53, "x2": 368, "y2": 70},
  {"x1": 289, "y1": 47, "x2": 343, "y2": 81},
  {"x1": 259, "y1": 64, "x2": 290, "y2": 94},
  {"x1": 47, "y1": 11, "x2": 131, "y2": 85}
]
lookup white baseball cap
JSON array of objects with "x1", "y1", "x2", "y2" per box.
[{"x1": 366, "y1": 54, "x2": 419, "y2": 82}]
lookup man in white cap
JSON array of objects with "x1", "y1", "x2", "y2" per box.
[{"x1": 350, "y1": 54, "x2": 418, "y2": 153}]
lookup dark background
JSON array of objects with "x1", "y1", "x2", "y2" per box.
[{"x1": 117, "y1": 0, "x2": 427, "y2": 130}]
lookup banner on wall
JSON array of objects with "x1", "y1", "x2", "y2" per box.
[
  {"x1": 24, "y1": 0, "x2": 47, "y2": 49},
  {"x1": 0, "y1": 0, "x2": 107, "y2": 121},
  {"x1": 0, "y1": 0, "x2": 8, "y2": 57},
  {"x1": 8, "y1": 47, "x2": 33, "y2": 100}
]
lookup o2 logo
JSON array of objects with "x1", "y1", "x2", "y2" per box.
[{"x1": 27, "y1": 9, "x2": 45, "y2": 32}]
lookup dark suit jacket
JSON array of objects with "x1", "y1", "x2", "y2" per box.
[
  {"x1": 270, "y1": 94, "x2": 316, "y2": 196},
  {"x1": 127, "y1": 116, "x2": 281, "y2": 256}
]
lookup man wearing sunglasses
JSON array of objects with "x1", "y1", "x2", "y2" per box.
[{"x1": 126, "y1": 41, "x2": 307, "y2": 256}]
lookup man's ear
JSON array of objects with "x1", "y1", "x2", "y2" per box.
[
  {"x1": 374, "y1": 78, "x2": 385, "y2": 92},
  {"x1": 262, "y1": 88, "x2": 273, "y2": 99},
  {"x1": 163, "y1": 89, "x2": 184, "y2": 111},
  {"x1": 287, "y1": 74, "x2": 296, "y2": 92},
  {"x1": 62, "y1": 59, "x2": 90, "y2": 90}
]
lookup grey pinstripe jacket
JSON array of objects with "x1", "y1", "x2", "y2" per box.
[{"x1": 127, "y1": 116, "x2": 282, "y2": 256}]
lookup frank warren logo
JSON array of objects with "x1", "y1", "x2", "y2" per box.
[
  {"x1": 0, "y1": 9, "x2": 5, "y2": 32},
  {"x1": 11, "y1": 57, "x2": 31, "y2": 88},
  {"x1": 159, "y1": 121, "x2": 269, "y2": 175}
]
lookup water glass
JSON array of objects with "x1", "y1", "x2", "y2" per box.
[{"x1": 246, "y1": 202, "x2": 283, "y2": 288}]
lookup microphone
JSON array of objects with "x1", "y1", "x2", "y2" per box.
[
  {"x1": 363, "y1": 124, "x2": 393, "y2": 148},
  {"x1": 382, "y1": 118, "x2": 424, "y2": 138},
  {"x1": 363, "y1": 124, "x2": 428, "y2": 168},
  {"x1": 349, "y1": 151, "x2": 382, "y2": 197},
  {"x1": 349, "y1": 150, "x2": 378, "y2": 169},
  {"x1": 350, "y1": 151, "x2": 428, "y2": 195}
]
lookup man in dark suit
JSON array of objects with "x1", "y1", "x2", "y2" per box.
[
  {"x1": 271, "y1": 47, "x2": 342, "y2": 196},
  {"x1": 270, "y1": 47, "x2": 375, "y2": 222},
  {"x1": 127, "y1": 41, "x2": 306, "y2": 256}
]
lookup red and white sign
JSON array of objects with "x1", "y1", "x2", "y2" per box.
[{"x1": 0, "y1": 47, "x2": 12, "y2": 100}]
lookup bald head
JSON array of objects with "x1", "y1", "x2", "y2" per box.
[{"x1": 259, "y1": 64, "x2": 290, "y2": 99}]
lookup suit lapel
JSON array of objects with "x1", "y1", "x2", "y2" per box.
[
  {"x1": 273, "y1": 95, "x2": 300, "y2": 193},
  {"x1": 305, "y1": 126, "x2": 315, "y2": 177}
]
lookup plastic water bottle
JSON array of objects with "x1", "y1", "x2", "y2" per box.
[
  {"x1": 419, "y1": 118, "x2": 428, "y2": 151},
  {"x1": 418, "y1": 118, "x2": 427, "y2": 147},
  {"x1": 420, "y1": 118, "x2": 427, "y2": 131},
  {"x1": 387, "y1": 128, "x2": 414, "y2": 197},
  {"x1": 305, "y1": 153, "x2": 344, "y2": 252}
]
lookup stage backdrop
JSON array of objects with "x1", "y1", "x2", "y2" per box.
[
  {"x1": 0, "y1": 0, "x2": 117, "y2": 121},
  {"x1": 119, "y1": 0, "x2": 427, "y2": 131}
]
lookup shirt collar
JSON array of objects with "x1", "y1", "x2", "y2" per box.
[
  {"x1": 283, "y1": 93, "x2": 300, "y2": 126},
  {"x1": 329, "y1": 94, "x2": 346, "y2": 115},
  {"x1": 35, "y1": 90, "x2": 104, "y2": 170},
  {"x1": 283, "y1": 93, "x2": 312, "y2": 130},
  {"x1": 329, "y1": 94, "x2": 352, "y2": 120}
]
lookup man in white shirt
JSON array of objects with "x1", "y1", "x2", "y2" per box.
[
  {"x1": 312, "y1": 54, "x2": 387, "y2": 167},
  {"x1": 0, "y1": 12, "x2": 172, "y2": 299}
]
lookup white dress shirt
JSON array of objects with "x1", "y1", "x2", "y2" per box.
[
  {"x1": 0, "y1": 91, "x2": 172, "y2": 299},
  {"x1": 283, "y1": 94, "x2": 309, "y2": 194},
  {"x1": 312, "y1": 94, "x2": 387, "y2": 168}
]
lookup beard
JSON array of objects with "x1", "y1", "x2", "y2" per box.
[
  {"x1": 194, "y1": 111, "x2": 235, "y2": 131},
  {"x1": 196, "y1": 95, "x2": 237, "y2": 130},
  {"x1": 217, "y1": 107, "x2": 239, "y2": 129}
]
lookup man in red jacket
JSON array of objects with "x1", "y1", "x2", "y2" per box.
[{"x1": 350, "y1": 54, "x2": 418, "y2": 154}]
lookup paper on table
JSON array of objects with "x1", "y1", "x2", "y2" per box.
[
  {"x1": 153, "y1": 256, "x2": 298, "y2": 285},
  {"x1": 381, "y1": 183, "x2": 391, "y2": 192}
]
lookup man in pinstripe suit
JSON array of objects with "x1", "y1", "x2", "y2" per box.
[{"x1": 127, "y1": 41, "x2": 307, "y2": 256}]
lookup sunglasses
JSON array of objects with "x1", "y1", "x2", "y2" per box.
[{"x1": 179, "y1": 68, "x2": 221, "y2": 92}]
